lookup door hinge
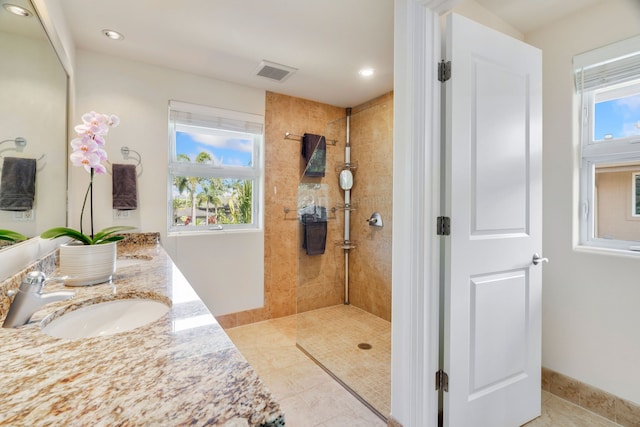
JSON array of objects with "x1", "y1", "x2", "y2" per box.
[
  {"x1": 438, "y1": 60, "x2": 451, "y2": 82},
  {"x1": 437, "y1": 216, "x2": 451, "y2": 236},
  {"x1": 435, "y1": 369, "x2": 449, "y2": 392}
]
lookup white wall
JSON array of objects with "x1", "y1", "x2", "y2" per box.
[
  {"x1": 526, "y1": 0, "x2": 640, "y2": 405},
  {"x1": 73, "y1": 51, "x2": 266, "y2": 316},
  {"x1": 447, "y1": 0, "x2": 523, "y2": 40}
]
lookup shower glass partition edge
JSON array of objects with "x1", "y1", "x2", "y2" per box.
[{"x1": 296, "y1": 98, "x2": 393, "y2": 421}]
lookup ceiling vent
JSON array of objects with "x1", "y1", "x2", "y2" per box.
[{"x1": 255, "y1": 60, "x2": 297, "y2": 82}]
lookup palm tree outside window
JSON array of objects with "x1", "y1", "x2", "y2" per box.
[{"x1": 168, "y1": 101, "x2": 264, "y2": 233}]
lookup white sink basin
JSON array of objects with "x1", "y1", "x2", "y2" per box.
[{"x1": 41, "y1": 298, "x2": 170, "y2": 339}]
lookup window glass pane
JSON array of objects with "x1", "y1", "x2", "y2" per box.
[
  {"x1": 594, "y1": 162, "x2": 640, "y2": 241},
  {"x1": 175, "y1": 127, "x2": 254, "y2": 167},
  {"x1": 172, "y1": 176, "x2": 253, "y2": 227},
  {"x1": 168, "y1": 102, "x2": 262, "y2": 233},
  {"x1": 593, "y1": 86, "x2": 640, "y2": 141}
]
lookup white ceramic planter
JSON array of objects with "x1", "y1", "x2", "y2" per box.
[{"x1": 59, "y1": 241, "x2": 117, "y2": 286}]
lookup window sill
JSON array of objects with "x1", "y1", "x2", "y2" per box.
[
  {"x1": 168, "y1": 227, "x2": 262, "y2": 238},
  {"x1": 574, "y1": 244, "x2": 640, "y2": 259}
]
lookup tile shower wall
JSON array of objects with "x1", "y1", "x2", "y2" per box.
[
  {"x1": 217, "y1": 91, "x2": 393, "y2": 327},
  {"x1": 218, "y1": 92, "x2": 393, "y2": 327},
  {"x1": 294, "y1": 110, "x2": 346, "y2": 313},
  {"x1": 347, "y1": 93, "x2": 393, "y2": 321},
  {"x1": 217, "y1": 92, "x2": 345, "y2": 328}
]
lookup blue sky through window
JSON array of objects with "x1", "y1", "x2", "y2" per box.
[
  {"x1": 176, "y1": 130, "x2": 253, "y2": 166},
  {"x1": 594, "y1": 93, "x2": 640, "y2": 140}
]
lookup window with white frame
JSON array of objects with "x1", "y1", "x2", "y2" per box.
[
  {"x1": 577, "y1": 35, "x2": 640, "y2": 249},
  {"x1": 168, "y1": 100, "x2": 264, "y2": 233}
]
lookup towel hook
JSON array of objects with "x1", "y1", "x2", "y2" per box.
[
  {"x1": 121, "y1": 146, "x2": 143, "y2": 177},
  {"x1": 105, "y1": 146, "x2": 143, "y2": 176},
  {"x1": 0, "y1": 137, "x2": 26, "y2": 151},
  {"x1": 0, "y1": 137, "x2": 46, "y2": 171},
  {"x1": 120, "y1": 146, "x2": 141, "y2": 166}
]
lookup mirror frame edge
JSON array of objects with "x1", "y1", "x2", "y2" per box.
[
  {"x1": 0, "y1": 0, "x2": 72, "y2": 277},
  {"x1": 31, "y1": 0, "x2": 72, "y2": 235},
  {"x1": 31, "y1": 0, "x2": 73, "y2": 77}
]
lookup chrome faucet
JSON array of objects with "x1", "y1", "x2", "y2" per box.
[{"x1": 2, "y1": 271, "x2": 75, "y2": 328}]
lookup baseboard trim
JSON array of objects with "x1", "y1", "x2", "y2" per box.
[
  {"x1": 542, "y1": 367, "x2": 640, "y2": 426},
  {"x1": 387, "y1": 416, "x2": 403, "y2": 427}
]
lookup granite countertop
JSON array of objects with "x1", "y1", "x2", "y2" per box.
[{"x1": 0, "y1": 239, "x2": 284, "y2": 426}]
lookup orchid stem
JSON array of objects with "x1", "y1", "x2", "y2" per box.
[
  {"x1": 79, "y1": 168, "x2": 94, "y2": 239},
  {"x1": 90, "y1": 168, "x2": 94, "y2": 239}
]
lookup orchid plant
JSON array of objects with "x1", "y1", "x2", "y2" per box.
[
  {"x1": 0, "y1": 229, "x2": 27, "y2": 243},
  {"x1": 41, "y1": 111, "x2": 133, "y2": 245}
]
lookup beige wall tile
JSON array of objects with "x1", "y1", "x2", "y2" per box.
[
  {"x1": 616, "y1": 397, "x2": 640, "y2": 427},
  {"x1": 544, "y1": 367, "x2": 640, "y2": 425},
  {"x1": 548, "y1": 370, "x2": 581, "y2": 406},
  {"x1": 388, "y1": 416, "x2": 403, "y2": 427},
  {"x1": 347, "y1": 92, "x2": 394, "y2": 321},
  {"x1": 218, "y1": 91, "x2": 393, "y2": 328},
  {"x1": 541, "y1": 367, "x2": 552, "y2": 391},
  {"x1": 580, "y1": 382, "x2": 616, "y2": 420}
]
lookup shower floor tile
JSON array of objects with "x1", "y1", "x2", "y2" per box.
[
  {"x1": 226, "y1": 314, "x2": 386, "y2": 426},
  {"x1": 296, "y1": 305, "x2": 391, "y2": 418},
  {"x1": 226, "y1": 310, "x2": 619, "y2": 427}
]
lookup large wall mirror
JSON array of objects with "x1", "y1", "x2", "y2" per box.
[{"x1": 0, "y1": 0, "x2": 68, "y2": 248}]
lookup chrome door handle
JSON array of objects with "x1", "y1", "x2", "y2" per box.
[{"x1": 532, "y1": 253, "x2": 549, "y2": 265}]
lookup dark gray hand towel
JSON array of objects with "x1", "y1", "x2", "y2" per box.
[
  {"x1": 112, "y1": 163, "x2": 138, "y2": 210},
  {"x1": 302, "y1": 133, "x2": 326, "y2": 177},
  {"x1": 0, "y1": 157, "x2": 36, "y2": 211},
  {"x1": 302, "y1": 207, "x2": 328, "y2": 256}
]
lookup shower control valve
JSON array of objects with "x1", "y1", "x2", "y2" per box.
[{"x1": 366, "y1": 212, "x2": 383, "y2": 227}]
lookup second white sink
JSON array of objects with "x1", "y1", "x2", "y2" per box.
[{"x1": 41, "y1": 298, "x2": 170, "y2": 339}]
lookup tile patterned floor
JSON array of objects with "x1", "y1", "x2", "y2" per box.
[
  {"x1": 226, "y1": 314, "x2": 386, "y2": 426},
  {"x1": 296, "y1": 305, "x2": 391, "y2": 418},
  {"x1": 226, "y1": 313, "x2": 624, "y2": 427}
]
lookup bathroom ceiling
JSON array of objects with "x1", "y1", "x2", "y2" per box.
[
  {"x1": 58, "y1": 0, "x2": 603, "y2": 108},
  {"x1": 58, "y1": 0, "x2": 394, "y2": 108}
]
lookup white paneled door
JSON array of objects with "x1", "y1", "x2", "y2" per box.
[{"x1": 442, "y1": 14, "x2": 543, "y2": 427}]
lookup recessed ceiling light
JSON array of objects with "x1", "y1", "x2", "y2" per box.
[
  {"x1": 102, "y1": 29, "x2": 124, "y2": 41},
  {"x1": 358, "y1": 68, "x2": 375, "y2": 77},
  {"x1": 3, "y1": 3, "x2": 32, "y2": 17}
]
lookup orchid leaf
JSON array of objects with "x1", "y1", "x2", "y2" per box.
[
  {"x1": 95, "y1": 235, "x2": 127, "y2": 244},
  {"x1": 91, "y1": 226, "x2": 135, "y2": 244},
  {"x1": 41, "y1": 226, "x2": 135, "y2": 245},
  {"x1": 0, "y1": 229, "x2": 27, "y2": 242},
  {"x1": 40, "y1": 227, "x2": 93, "y2": 245}
]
